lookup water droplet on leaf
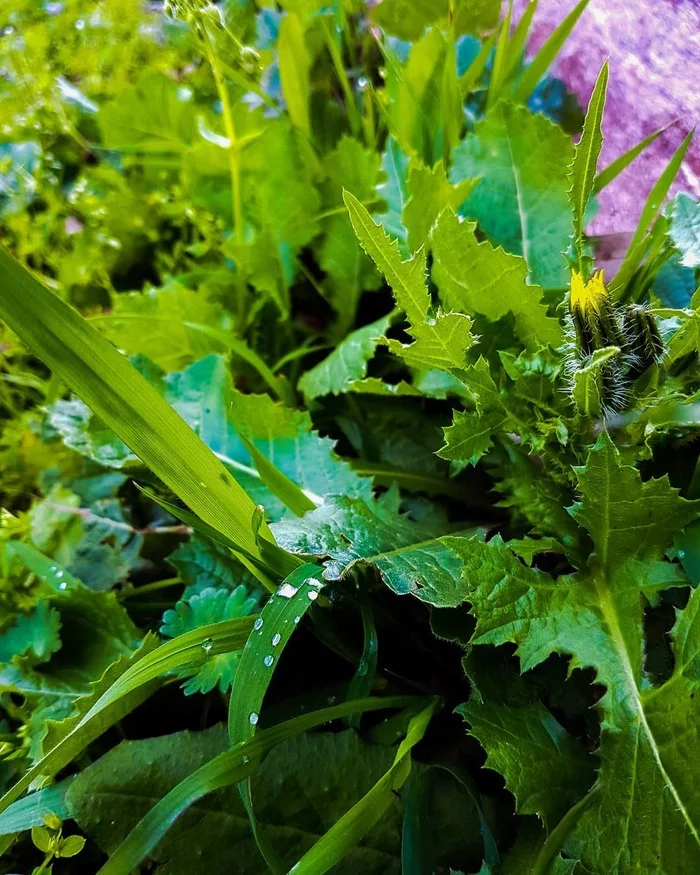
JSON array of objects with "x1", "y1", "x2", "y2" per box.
[
  {"x1": 272, "y1": 633, "x2": 281, "y2": 646},
  {"x1": 201, "y1": 638, "x2": 214, "y2": 654},
  {"x1": 264, "y1": 655, "x2": 274, "y2": 668},
  {"x1": 249, "y1": 712, "x2": 259, "y2": 726}
]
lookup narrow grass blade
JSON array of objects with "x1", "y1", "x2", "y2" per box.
[
  {"x1": 611, "y1": 129, "x2": 694, "y2": 294},
  {"x1": 0, "y1": 618, "x2": 255, "y2": 815},
  {"x1": 487, "y1": 1, "x2": 513, "y2": 109},
  {"x1": 0, "y1": 247, "x2": 262, "y2": 563},
  {"x1": 288, "y1": 697, "x2": 439, "y2": 874},
  {"x1": 228, "y1": 565, "x2": 326, "y2": 871},
  {"x1": 96, "y1": 695, "x2": 424, "y2": 875},
  {"x1": 503, "y1": 0, "x2": 539, "y2": 83},
  {"x1": 568, "y1": 60, "x2": 609, "y2": 269},
  {"x1": 238, "y1": 433, "x2": 318, "y2": 517},
  {"x1": 345, "y1": 587, "x2": 378, "y2": 729},
  {"x1": 512, "y1": 0, "x2": 590, "y2": 104},
  {"x1": 459, "y1": 30, "x2": 497, "y2": 100},
  {"x1": 593, "y1": 123, "x2": 673, "y2": 194}
]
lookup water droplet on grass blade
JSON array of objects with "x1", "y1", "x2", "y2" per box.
[
  {"x1": 254, "y1": 618, "x2": 263, "y2": 631},
  {"x1": 249, "y1": 712, "x2": 259, "y2": 726},
  {"x1": 307, "y1": 590, "x2": 319, "y2": 601},
  {"x1": 277, "y1": 583, "x2": 298, "y2": 598},
  {"x1": 264, "y1": 655, "x2": 274, "y2": 668},
  {"x1": 272, "y1": 633, "x2": 281, "y2": 646},
  {"x1": 201, "y1": 638, "x2": 213, "y2": 654}
]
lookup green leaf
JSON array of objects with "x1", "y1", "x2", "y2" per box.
[
  {"x1": 161, "y1": 586, "x2": 261, "y2": 695},
  {"x1": 375, "y1": 137, "x2": 410, "y2": 246},
  {"x1": 593, "y1": 123, "x2": 670, "y2": 194},
  {"x1": 0, "y1": 247, "x2": 267, "y2": 568},
  {"x1": 278, "y1": 13, "x2": 310, "y2": 139},
  {"x1": 451, "y1": 102, "x2": 574, "y2": 288},
  {"x1": 668, "y1": 193, "x2": 700, "y2": 269},
  {"x1": 611, "y1": 129, "x2": 694, "y2": 295},
  {"x1": 318, "y1": 137, "x2": 383, "y2": 330},
  {"x1": 0, "y1": 601, "x2": 62, "y2": 665},
  {"x1": 486, "y1": 1, "x2": 513, "y2": 110},
  {"x1": 57, "y1": 834, "x2": 86, "y2": 857},
  {"x1": 568, "y1": 61, "x2": 608, "y2": 269},
  {"x1": 571, "y1": 346, "x2": 620, "y2": 418},
  {"x1": 271, "y1": 494, "x2": 468, "y2": 607},
  {"x1": 511, "y1": 0, "x2": 591, "y2": 104},
  {"x1": 370, "y1": 0, "x2": 499, "y2": 40},
  {"x1": 0, "y1": 618, "x2": 255, "y2": 816},
  {"x1": 570, "y1": 432, "x2": 700, "y2": 573},
  {"x1": 0, "y1": 777, "x2": 74, "y2": 837},
  {"x1": 402, "y1": 159, "x2": 477, "y2": 251},
  {"x1": 88, "y1": 282, "x2": 235, "y2": 372},
  {"x1": 445, "y1": 435, "x2": 700, "y2": 872},
  {"x1": 298, "y1": 315, "x2": 392, "y2": 400},
  {"x1": 431, "y1": 210, "x2": 562, "y2": 350},
  {"x1": 70, "y1": 698, "x2": 422, "y2": 875},
  {"x1": 98, "y1": 72, "x2": 196, "y2": 152},
  {"x1": 344, "y1": 191, "x2": 475, "y2": 372},
  {"x1": 457, "y1": 699, "x2": 595, "y2": 827}
]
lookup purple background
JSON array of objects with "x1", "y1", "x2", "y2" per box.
[{"x1": 515, "y1": 0, "x2": 700, "y2": 235}]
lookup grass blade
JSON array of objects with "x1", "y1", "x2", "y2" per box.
[
  {"x1": 228, "y1": 564, "x2": 326, "y2": 871},
  {"x1": 611, "y1": 128, "x2": 694, "y2": 294},
  {"x1": 486, "y1": 0, "x2": 513, "y2": 109},
  {"x1": 0, "y1": 618, "x2": 255, "y2": 816},
  {"x1": 568, "y1": 60, "x2": 609, "y2": 269},
  {"x1": 459, "y1": 30, "x2": 497, "y2": 100},
  {"x1": 97, "y1": 695, "x2": 424, "y2": 875},
  {"x1": 288, "y1": 697, "x2": 439, "y2": 874},
  {"x1": 512, "y1": 0, "x2": 590, "y2": 104},
  {"x1": 0, "y1": 247, "x2": 265, "y2": 565},
  {"x1": 593, "y1": 123, "x2": 673, "y2": 194},
  {"x1": 503, "y1": 0, "x2": 539, "y2": 83}
]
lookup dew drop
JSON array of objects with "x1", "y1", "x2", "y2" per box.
[
  {"x1": 294, "y1": 615, "x2": 301, "y2": 624},
  {"x1": 272, "y1": 633, "x2": 281, "y2": 647},
  {"x1": 58, "y1": 582, "x2": 67, "y2": 591},
  {"x1": 55, "y1": 570, "x2": 64, "y2": 579},
  {"x1": 678, "y1": 549, "x2": 686, "y2": 559},
  {"x1": 254, "y1": 618, "x2": 263, "y2": 631},
  {"x1": 357, "y1": 76, "x2": 369, "y2": 90},
  {"x1": 277, "y1": 582, "x2": 298, "y2": 598},
  {"x1": 201, "y1": 637, "x2": 214, "y2": 654},
  {"x1": 264, "y1": 655, "x2": 274, "y2": 668},
  {"x1": 307, "y1": 589, "x2": 319, "y2": 601},
  {"x1": 75, "y1": 18, "x2": 85, "y2": 30},
  {"x1": 249, "y1": 712, "x2": 259, "y2": 726},
  {"x1": 243, "y1": 755, "x2": 250, "y2": 764}
]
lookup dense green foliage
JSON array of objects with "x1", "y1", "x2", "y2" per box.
[{"x1": 0, "y1": 0, "x2": 699, "y2": 872}]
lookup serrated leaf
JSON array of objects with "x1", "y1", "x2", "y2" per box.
[
  {"x1": 432, "y1": 210, "x2": 562, "y2": 351},
  {"x1": 271, "y1": 495, "x2": 467, "y2": 606},
  {"x1": 568, "y1": 61, "x2": 608, "y2": 268},
  {"x1": 0, "y1": 602, "x2": 62, "y2": 666},
  {"x1": 161, "y1": 586, "x2": 261, "y2": 695},
  {"x1": 450, "y1": 102, "x2": 574, "y2": 288},
  {"x1": 344, "y1": 192, "x2": 475, "y2": 372},
  {"x1": 298, "y1": 315, "x2": 391, "y2": 400},
  {"x1": 457, "y1": 699, "x2": 595, "y2": 827},
  {"x1": 402, "y1": 159, "x2": 477, "y2": 251}
]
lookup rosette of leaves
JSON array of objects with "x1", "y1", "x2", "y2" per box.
[{"x1": 160, "y1": 585, "x2": 261, "y2": 695}]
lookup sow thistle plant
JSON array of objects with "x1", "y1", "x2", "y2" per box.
[{"x1": 0, "y1": 1, "x2": 699, "y2": 874}]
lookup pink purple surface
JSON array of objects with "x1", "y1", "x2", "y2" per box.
[{"x1": 515, "y1": 0, "x2": 700, "y2": 235}]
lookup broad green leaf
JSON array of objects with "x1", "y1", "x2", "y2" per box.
[
  {"x1": 88, "y1": 282, "x2": 234, "y2": 372},
  {"x1": 0, "y1": 248, "x2": 266, "y2": 566},
  {"x1": 511, "y1": 0, "x2": 590, "y2": 104},
  {"x1": 98, "y1": 72, "x2": 196, "y2": 152},
  {"x1": 457, "y1": 699, "x2": 595, "y2": 827},
  {"x1": 71, "y1": 698, "x2": 421, "y2": 875},
  {"x1": 451, "y1": 102, "x2": 574, "y2": 288},
  {"x1": 431, "y1": 210, "x2": 562, "y2": 350},
  {"x1": 668, "y1": 192, "x2": 700, "y2": 269},
  {"x1": 344, "y1": 192, "x2": 475, "y2": 372},
  {"x1": 298, "y1": 314, "x2": 391, "y2": 400},
  {"x1": 445, "y1": 433, "x2": 700, "y2": 872},
  {"x1": 402, "y1": 160, "x2": 477, "y2": 251},
  {"x1": 271, "y1": 494, "x2": 468, "y2": 607},
  {"x1": 570, "y1": 432, "x2": 700, "y2": 573},
  {"x1": 611, "y1": 130, "x2": 694, "y2": 295},
  {"x1": 568, "y1": 61, "x2": 608, "y2": 269},
  {"x1": 278, "y1": 13, "x2": 310, "y2": 139}
]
